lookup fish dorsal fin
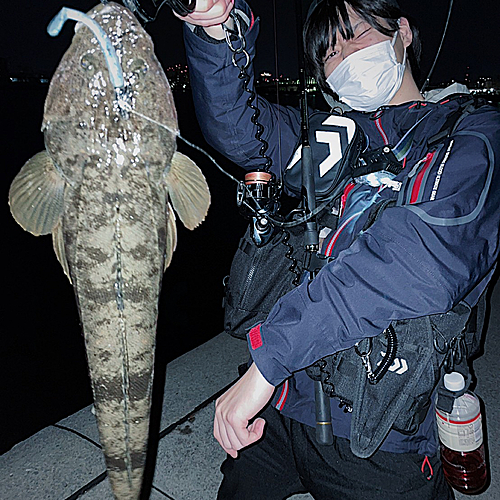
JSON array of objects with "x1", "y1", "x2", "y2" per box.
[
  {"x1": 164, "y1": 203, "x2": 177, "y2": 270},
  {"x1": 164, "y1": 151, "x2": 210, "y2": 230},
  {"x1": 9, "y1": 151, "x2": 65, "y2": 236}
]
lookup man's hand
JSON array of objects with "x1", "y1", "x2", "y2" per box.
[
  {"x1": 214, "y1": 363, "x2": 275, "y2": 458},
  {"x1": 173, "y1": 0, "x2": 235, "y2": 39}
]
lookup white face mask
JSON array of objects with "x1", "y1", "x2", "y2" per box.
[{"x1": 326, "y1": 32, "x2": 406, "y2": 112}]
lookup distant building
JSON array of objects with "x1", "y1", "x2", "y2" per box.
[
  {"x1": 255, "y1": 71, "x2": 317, "y2": 93},
  {"x1": 7, "y1": 61, "x2": 498, "y2": 107},
  {"x1": 475, "y1": 76, "x2": 500, "y2": 91},
  {"x1": 470, "y1": 76, "x2": 500, "y2": 102}
]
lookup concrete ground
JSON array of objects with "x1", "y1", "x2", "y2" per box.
[{"x1": 1, "y1": 283, "x2": 499, "y2": 499}]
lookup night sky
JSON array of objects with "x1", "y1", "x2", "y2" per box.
[{"x1": 2, "y1": 0, "x2": 499, "y2": 86}]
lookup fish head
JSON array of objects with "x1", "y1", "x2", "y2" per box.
[{"x1": 43, "y1": 2, "x2": 178, "y2": 183}]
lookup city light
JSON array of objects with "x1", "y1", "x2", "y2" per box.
[{"x1": 3, "y1": 62, "x2": 499, "y2": 102}]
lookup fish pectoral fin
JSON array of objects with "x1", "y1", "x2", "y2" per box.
[
  {"x1": 164, "y1": 203, "x2": 177, "y2": 270},
  {"x1": 52, "y1": 222, "x2": 72, "y2": 283},
  {"x1": 9, "y1": 151, "x2": 65, "y2": 236},
  {"x1": 164, "y1": 151, "x2": 210, "y2": 230}
]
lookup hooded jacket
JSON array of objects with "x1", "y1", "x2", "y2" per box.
[{"x1": 183, "y1": 0, "x2": 500, "y2": 455}]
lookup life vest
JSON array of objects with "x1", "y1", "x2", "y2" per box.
[{"x1": 223, "y1": 97, "x2": 490, "y2": 458}]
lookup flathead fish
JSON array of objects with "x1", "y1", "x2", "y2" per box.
[{"x1": 9, "y1": 2, "x2": 210, "y2": 498}]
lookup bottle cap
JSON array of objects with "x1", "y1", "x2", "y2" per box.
[{"x1": 443, "y1": 372, "x2": 465, "y2": 392}]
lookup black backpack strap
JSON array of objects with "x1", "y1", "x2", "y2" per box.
[
  {"x1": 427, "y1": 96, "x2": 478, "y2": 150},
  {"x1": 361, "y1": 199, "x2": 397, "y2": 232},
  {"x1": 355, "y1": 146, "x2": 404, "y2": 179}
]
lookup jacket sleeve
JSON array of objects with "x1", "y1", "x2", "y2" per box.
[
  {"x1": 182, "y1": 0, "x2": 301, "y2": 178},
  {"x1": 250, "y1": 107, "x2": 500, "y2": 386}
]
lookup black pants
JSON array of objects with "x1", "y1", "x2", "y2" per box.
[{"x1": 217, "y1": 405, "x2": 454, "y2": 500}]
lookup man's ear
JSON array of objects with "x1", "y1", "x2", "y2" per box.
[{"x1": 398, "y1": 17, "x2": 413, "y2": 49}]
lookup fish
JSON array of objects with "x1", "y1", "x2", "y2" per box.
[{"x1": 8, "y1": 2, "x2": 210, "y2": 499}]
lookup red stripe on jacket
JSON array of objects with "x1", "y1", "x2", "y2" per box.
[
  {"x1": 275, "y1": 380, "x2": 289, "y2": 410},
  {"x1": 410, "y1": 152, "x2": 435, "y2": 204}
]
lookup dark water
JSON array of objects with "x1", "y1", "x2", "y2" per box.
[{"x1": 0, "y1": 83, "x2": 248, "y2": 453}]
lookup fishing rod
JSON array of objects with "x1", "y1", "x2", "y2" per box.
[
  {"x1": 300, "y1": 77, "x2": 333, "y2": 446},
  {"x1": 420, "y1": 0, "x2": 455, "y2": 92},
  {"x1": 294, "y1": 0, "x2": 333, "y2": 446}
]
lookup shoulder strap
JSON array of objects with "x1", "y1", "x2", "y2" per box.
[
  {"x1": 427, "y1": 96, "x2": 479, "y2": 150},
  {"x1": 361, "y1": 199, "x2": 397, "y2": 232}
]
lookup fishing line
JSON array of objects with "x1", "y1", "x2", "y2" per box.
[
  {"x1": 175, "y1": 132, "x2": 240, "y2": 184},
  {"x1": 420, "y1": 0, "x2": 454, "y2": 92},
  {"x1": 118, "y1": 11, "x2": 314, "y2": 230},
  {"x1": 124, "y1": 97, "x2": 327, "y2": 229},
  {"x1": 120, "y1": 103, "x2": 314, "y2": 228},
  {"x1": 120, "y1": 103, "x2": 240, "y2": 184},
  {"x1": 271, "y1": 0, "x2": 284, "y2": 171}
]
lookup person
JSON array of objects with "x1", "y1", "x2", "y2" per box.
[{"x1": 177, "y1": 0, "x2": 500, "y2": 498}]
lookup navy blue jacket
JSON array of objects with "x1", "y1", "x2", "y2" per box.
[{"x1": 184, "y1": 0, "x2": 500, "y2": 455}]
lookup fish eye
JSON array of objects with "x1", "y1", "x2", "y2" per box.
[
  {"x1": 80, "y1": 53, "x2": 98, "y2": 71},
  {"x1": 129, "y1": 58, "x2": 149, "y2": 77}
]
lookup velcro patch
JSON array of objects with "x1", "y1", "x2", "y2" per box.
[{"x1": 249, "y1": 324, "x2": 263, "y2": 350}]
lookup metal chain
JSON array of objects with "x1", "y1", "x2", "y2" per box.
[
  {"x1": 222, "y1": 13, "x2": 250, "y2": 69},
  {"x1": 355, "y1": 338, "x2": 375, "y2": 381}
]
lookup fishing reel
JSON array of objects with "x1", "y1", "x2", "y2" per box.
[
  {"x1": 122, "y1": 0, "x2": 196, "y2": 22},
  {"x1": 237, "y1": 170, "x2": 281, "y2": 247}
]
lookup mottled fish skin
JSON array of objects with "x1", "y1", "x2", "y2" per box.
[{"x1": 9, "y1": 3, "x2": 209, "y2": 499}]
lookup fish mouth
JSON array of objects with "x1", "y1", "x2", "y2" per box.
[{"x1": 47, "y1": 6, "x2": 132, "y2": 116}]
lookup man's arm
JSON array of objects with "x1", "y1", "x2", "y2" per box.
[
  {"x1": 181, "y1": 0, "x2": 302, "y2": 178},
  {"x1": 250, "y1": 113, "x2": 500, "y2": 385},
  {"x1": 212, "y1": 109, "x2": 500, "y2": 456},
  {"x1": 178, "y1": 0, "x2": 298, "y2": 455}
]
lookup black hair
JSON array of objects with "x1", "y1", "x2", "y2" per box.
[{"x1": 304, "y1": 0, "x2": 422, "y2": 97}]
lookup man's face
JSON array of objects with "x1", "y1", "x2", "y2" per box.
[{"x1": 323, "y1": 6, "x2": 407, "y2": 78}]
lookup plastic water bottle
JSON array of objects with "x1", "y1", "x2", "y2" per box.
[{"x1": 436, "y1": 372, "x2": 488, "y2": 494}]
